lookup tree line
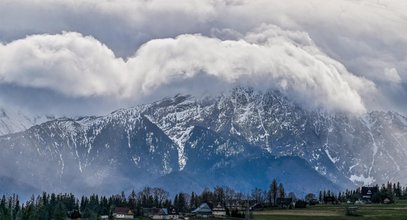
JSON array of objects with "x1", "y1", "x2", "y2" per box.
[
  {"x1": 323, "y1": 181, "x2": 407, "y2": 204},
  {"x1": 0, "y1": 178, "x2": 289, "y2": 219},
  {"x1": 2, "y1": 180, "x2": 406, "y2": 219}
]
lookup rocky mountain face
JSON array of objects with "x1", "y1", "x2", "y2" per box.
[
  {"x1": 0, "y1": 112, "x2": 179, "y2": 195},
  {"x1": 1, "y1": 87, "x2": 406, "y2": 196},
  {"x1": 138, "y1": 88, "x2": 407, "y2": 186}
]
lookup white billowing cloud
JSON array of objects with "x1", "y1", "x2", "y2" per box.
[
  {"x1": 0, "y1": 0, "x2": 405, "y2": 114},
  {"x1": 0, "y1": 32, "x2": 127, "y2": 97},
  {"x1": 0, "y1": 25, "x2": 375, "y2": 113},
  {"x1": 128, "y1": 25, "x2": 374, "y2": 113}
]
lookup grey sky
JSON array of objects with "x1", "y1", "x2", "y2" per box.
[{"x1": 0, "y1": 0, "x2": 406, "y2": 116}]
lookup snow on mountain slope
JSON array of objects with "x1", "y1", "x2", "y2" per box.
[
  {"x1": 128, "y1": 88, "x2": 407, "y2": 187},
  {"x1": 0, "y1": 104, "x2": 49, "y2": 136},
  {"x1": 0, "y1": 112, "x2": 179, "y2": 194},
  {"x1": 1, "y1": 87, "x2": 407, "y2": 196}
]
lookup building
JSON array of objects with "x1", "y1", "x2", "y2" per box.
[
  {"x1": 226, "y1": 201, "x2": 245, "y2": 212},
  {"x1": 212, "y1": 204, "x2": 226, "y2": 218},
  {"x1": 113, "y1": 207, "x2": 134, "y2": 219},
  {"x1": 145, "y1": 207, "x2": 179, "y2": 220},
  {"x1": 150, "y1": 208, "x2": 168, "y2": 220},
  {"x1": 167, "y1": 207, "x2": 179, "y2": 219},
  {"x1": 361, "y1": 186, "x2": 379, "y2": 202},
  {"x1": 192, "y1": 203, "x2": 212, "y2": 218}
]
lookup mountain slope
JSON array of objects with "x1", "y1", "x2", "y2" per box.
[
  {"x1": 136, "y1": 88, "x2": 407, "y2": 186},
  {"x1": 1, "y1": 88, "x2": 407, "y2": 196},
  {"x1": 0, "y1": 113, "x2": 179, "y2": 194},
  {"x1": 0, "y1": 105, "x2": 49, "y2": 136},
  {"x1": 150, "y1": 156, "x2": 341, "y2": 197}
]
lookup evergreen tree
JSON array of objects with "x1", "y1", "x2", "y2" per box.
[
  {"x1": 396, "y1": 182, "x2": 402, "y2": 198},
  {"x1": 200, "y1": 188, "x2": 213, "y2": 203},
  {"x1": 174, "y1": 193, "x2": 187, "y2": 213},
  {"x1": 128, "y1": 190, "x2": 137, "y2": 210},
  {"x1": 173, "y1": 195, "x2": 179, "y2": 211},
  {"x1": 190, "y1": 192, "x2": 198, "y2": 209},
  {"x1": 270, "y1": 179, "x2": 278, "y2": 206},
  {"x1": 278, "y1": 183, "x2": 285, "y2": 198},
  {"x1": 53, "y1": 202, "x2": 66, "y2": 220}
]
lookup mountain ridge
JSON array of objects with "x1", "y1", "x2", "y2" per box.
[
  {"x1": 0, "y1": 104, "x2": 51, "y2": 136},
  {"x1": 1, "y1": 87, "x2": 406, "y2": 196}
]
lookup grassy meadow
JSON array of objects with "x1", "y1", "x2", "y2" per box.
[
  {"x1": 135, "y1": 200, "x2": 407, "y2": 220},
  {"x1": 131, "y1": 200, "x2": 407, "y2": 220},
  {"x1": 252, "y1": 201, "x2": 407, "y2": 220}
]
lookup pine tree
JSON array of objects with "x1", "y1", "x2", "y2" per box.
[
  {"x1": 173, "y1": 195, "x2": 179, "y2": 211},
  {"x1": 178, "y1": 193, "x2": 186, "y2": 213},
  {"x1": 270, "y1": 179, "x2": 278, "y2": 206},
  {"x1": 278, "y1": 183, "x2": 285, "y2": 198},
  {"x1": 396, "y1": 182, "x2": 401, "y2": 198},
  {"x1": 53, "y1": 202, "x2": 66, "y2": 220},
  {"x1": 190, "y1": 192, "x2": 197, "y2": 209},
  {"x1": 128, "y1": 190, "x2": 137, "y2": 210}
]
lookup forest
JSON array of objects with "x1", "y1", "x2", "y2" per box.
[{"x1": 1, "y1": 180, "x2": 406, "y2": 220}]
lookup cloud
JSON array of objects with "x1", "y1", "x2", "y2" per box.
[
  {"x1": 0, "y1": 32, "x2": 127, "y2": 97},
  {"x1": 0, "y1": 0, "x2": 405, "y2": 115},
  {"x1": 0, "y1": 25, "x2": 375, "y2": 114},
  {"x1": 128, "y1": 25, "x2": 375, "y2": 113},
  {"x1": 384, "y1": 68, "x2": 402, "y2": 83}
]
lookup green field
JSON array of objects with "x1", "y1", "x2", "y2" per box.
[
  {"x1": 252, "y1": 201, "x2": 407, "y2": 220},
  {"x1": 154, "y1": 201, "x2": 407, "y2": 220}
]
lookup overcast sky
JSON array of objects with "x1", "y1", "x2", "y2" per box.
[{"x1": 0, "y1": 0, "x2": 406, "y2": 116}]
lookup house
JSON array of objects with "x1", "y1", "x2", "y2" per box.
[
  {"x1": 212, "y1": 204, "x2": 226, "y2": 218},
  {"x1": 192, "y1": 203, "x2": 212, "y2": 218},
  {"x1": 226, "y1": 202, "x2": 245, "y2": 212},
  {"x1": 113, "y1": 207, "x2": 134, "y2": 219},
  {"x1": 361, "y1": 186, "x2": 378, "y2": 202},
  {"x1": 150, "y1": 208, "x2": 168, "y2": 220},
  {"x1": 167, "y1": 207, "x2": 179, "y2": 219},
  {"x1": 226, "y1": 199, "x2": 256, "y2": 218},
  {"x1": 142, "y1": 208, "x2": 152, "y2": 217},
  {"x1": 146, "y1": 207, "x2": 179, "y2": 220}
]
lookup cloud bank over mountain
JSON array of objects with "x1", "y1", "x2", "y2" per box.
[{"x1": 0, "y1": 0, "x2": 406, "y2": 116}]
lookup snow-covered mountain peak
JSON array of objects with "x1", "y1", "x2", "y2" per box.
[
  {"x1": 1, "y1": 88, "x2": 407, "y2": 195},
  {"x1": 0, "y1": 104, "x2": 50, "y2": 136}
]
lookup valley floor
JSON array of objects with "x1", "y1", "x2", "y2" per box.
[
  {"x1": 133, "y1": 201, "x2": 407, "y2": 220},
  {"x1": 253, "y1": 201, "x2": 407, "y2": 220}
]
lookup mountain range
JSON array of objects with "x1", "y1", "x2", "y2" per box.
[{"x1": 1, "y1": 87, "x2": 406, "y2": 197}]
